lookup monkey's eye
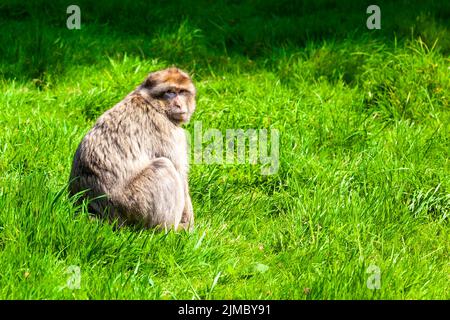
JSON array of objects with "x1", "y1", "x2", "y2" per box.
[{"x1": 163, "y1": 91, "x2": 177, "y2": 99}]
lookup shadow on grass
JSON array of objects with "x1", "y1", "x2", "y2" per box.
[{"x1": 0, "y1": 0, "x2": 449, "y2": 82}]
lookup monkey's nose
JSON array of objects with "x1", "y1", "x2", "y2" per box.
[{"x1": 173, "y1": 104, "x2": 185, "y2": 113}]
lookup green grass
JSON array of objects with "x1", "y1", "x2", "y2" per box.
[{"x1": 0, "y1": 0, "x2": 449, "y2": 299}]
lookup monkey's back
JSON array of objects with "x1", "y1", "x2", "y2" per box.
[{"x1": 69, "y1": 93, "x2": 180, "y2": 207}]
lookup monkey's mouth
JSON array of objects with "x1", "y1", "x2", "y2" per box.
[{"x1": 170, "y1": 111, "x2": 189, "y2": 122}]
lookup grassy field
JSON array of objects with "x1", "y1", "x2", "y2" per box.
[{"x1": 0, "y1": 0, "x2": 449, "y2": 299}]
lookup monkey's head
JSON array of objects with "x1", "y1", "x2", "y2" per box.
[{"x1": 143, "y1": 67, "x2": 196, "y2": 125}]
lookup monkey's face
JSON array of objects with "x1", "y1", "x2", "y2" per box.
[
  {"x1": 144, "y1": 67, "x2": 196, "y2": 125},
  {"x1": 163, "y1": 88, "x2": 195, "y2": 124}
]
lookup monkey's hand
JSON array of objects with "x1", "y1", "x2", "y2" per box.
[{"x1": 180, "y1": 194, "x2": 194, "y2": 232}]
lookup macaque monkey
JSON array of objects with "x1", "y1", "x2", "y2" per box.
[{"x1": 69, "y1": 67, "x2": 196, "y2": 231}]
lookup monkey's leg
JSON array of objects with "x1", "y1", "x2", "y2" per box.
[
  {"x1": 180, "y1": 184, "x2": 194, "y2": 231},
  {"x1": 118, "y1": 157, "x2": 185, "y2": 230}
]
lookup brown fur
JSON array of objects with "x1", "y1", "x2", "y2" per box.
[{"x1": 69, "y1": 67, "x2": 195, "y2": 231}]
